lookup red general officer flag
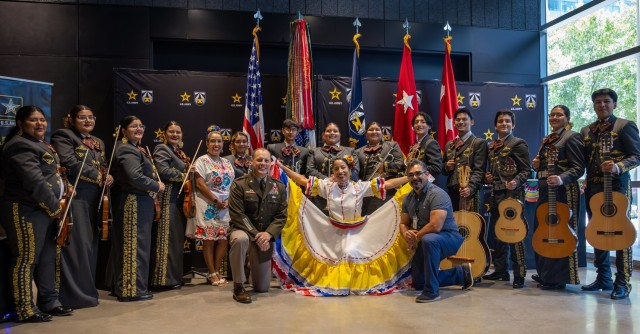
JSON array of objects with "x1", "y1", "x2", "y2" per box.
[
  {"x1": 393, "y1": 35, "x2": 418, "y2": 155},
  {"x1": 437, "y1": 36, "x2": 458, "y2": 150}
]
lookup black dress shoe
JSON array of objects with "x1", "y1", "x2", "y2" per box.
[
  {"x1": 531, "y1": 274, "x2": 543, "y2": 284},
  {"x1": 18, "y1": 312, "x2": 53, "y2": 323},
  {"x1": 117, "y1": 293, "x2": 154, "y2": 302},
  {"x1": 611, "y1": 285, "x2": 631, "y2": 300},
  {"x1": 581, "y1": 280, "x2": 613, "y2": 291},
  {"x1": 539, "y1": 283, "x2": 566, "y2": 290},
  {"x1": 512, "y1": 277, "x2": 525, "y2": 289},
  {"x1": 44, "y1": 306, "x2": 73, "y2": 316},
  {"x1": 461, "y1": 263, "x2": 474, "y2": 290},
  {"x1": 483, "y1": 271, "x2": 510, "y2": 281}
]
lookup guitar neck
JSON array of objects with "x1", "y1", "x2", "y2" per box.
[
  {"x1": 603, "y1": 151, "x2": 612, "y2": 207},
  {"x1": 548, "y1": 164, "x2": 557, "y2": 218}
]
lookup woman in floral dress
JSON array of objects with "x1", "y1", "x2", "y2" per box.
[{"x1": 189, "y1": 127, "x2": 234, "y2": 285}]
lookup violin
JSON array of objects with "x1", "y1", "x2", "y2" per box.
[
  {"x1": 182, "y1": 169, "x2": 196, "y2": 218},
  {"x1": 179, "y1": 140, "x2": 202, "y2": 218},
  {"x1": 147, "y1": 146, "x2": 163, "y2": 222},
  {"x1": 98, "y1": 125, "x2": 119, "y2": 241},
  {"x1": 56, "y1": 154, "x2": 88, "y2": 247},
  {"x1": 100, "y1": 167, "x2": 111, "y2": 241},
  {"x1": 56, "y1": 167, "x2": 73, "y2": 247}
]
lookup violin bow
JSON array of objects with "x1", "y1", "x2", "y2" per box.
[
  {"x1": 98, "y1": 125, "x2": 121, "y2": 210},
  {"x1": 178, "y1": 139, "x2": 203, "y2": 195}
]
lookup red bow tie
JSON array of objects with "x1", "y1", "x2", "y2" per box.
[
  {"x1": 363, "y1": 144, "x2": 382, "y2": 153},
  {"x1": 82, "y1": 137, "x2": 101, "y2": 152},
  {"x1": 589, "y1": 120, "x2": 612, "y2": 134},
  {"x1": 322, "y1": 145, "x2": 342, "y2": 154},
  {"x1": 281, "y1": 146, "x2": 301, "y2": 157},
  {"x1": 42, "y1": 141, "x2": 57, "y2": 155},
  {"x1": 542, "y1": 133, "x2": 560, "y2": 145},
  {"x1": 489, "y1": 139, "x2": 504, "y2": 151},
  {"x1": 235, "y1": 156, "x2": 250, "y2": 168},
  {"x1": 453, "y1": 138, "x2": 464, "y2": 149},
  {"x1": 137, "y1": 145, "x2": 152, "y2": 161}
]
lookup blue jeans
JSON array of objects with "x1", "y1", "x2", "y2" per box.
[{"x1": 411, "y1": 231, "x2": 464, "y2": 296}]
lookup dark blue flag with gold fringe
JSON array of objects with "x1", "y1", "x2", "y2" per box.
[{"x1": 348, "y1": 30, "x2": 366, "y2": 148}]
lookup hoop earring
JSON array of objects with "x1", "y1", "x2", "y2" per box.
[
  {"x1": 122, "y1": 137, "x2": 128, "y2": 144},
  {"x1": 178, "y1": 141, "x2": 184, "y2": 149}
]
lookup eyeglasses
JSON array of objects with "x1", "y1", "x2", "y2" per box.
[
  {"x1": 407, "y1": 171, "x2": 426, "y2": 178},
  {"x1": 128, "y1": 124, "x2": 146, "y2": 130},
  {"x1": 77, "y1": 115, "x2": 96, "y2": 121}
]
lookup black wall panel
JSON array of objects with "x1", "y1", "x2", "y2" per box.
[
  {"x1": 150, "y1": 7, "x2": 189, "y2": 39},
  {"x1": 0, "y1": 2, "x2": 77, "y2": 56},
  {"x1": 79, "y1": 5, "x2": 150, "y2": 58}
]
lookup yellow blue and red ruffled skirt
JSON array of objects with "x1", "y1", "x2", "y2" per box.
[{"x1": 273, "y1": 182, "x2": 414, "y2": 296}]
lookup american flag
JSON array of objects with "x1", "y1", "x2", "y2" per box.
[{"x1": 243, "y1": 32, "x2": 264, "y2": 150}]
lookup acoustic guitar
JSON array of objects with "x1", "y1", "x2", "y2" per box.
[
  {"x1": 440, "y1": 165, "x2": 491, "y2": 280},
  {"x1": 532, "y1": 145, "x2": 577, "y2": 258},
  {"x1": 585, "y1": 133, "x2": 637, "y2": 251},
  {"x1": 495, "y1": 157, "x2": 529, "y2": 243}
]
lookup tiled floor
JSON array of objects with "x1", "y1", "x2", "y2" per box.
[{"x1": 2, "y1": 266, "x2": 637, "y2": 334}]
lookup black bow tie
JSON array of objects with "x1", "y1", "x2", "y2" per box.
[
  {"x1": 322, "y1": 145, "x2": 342, "y2": 154},
  {"x1": 489, "y1": 139, "x2": 504, "y2": 151}
]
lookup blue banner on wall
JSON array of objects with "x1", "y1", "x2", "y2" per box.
[{"x1": 0, "y1": 76, "x2": 53, "y2": 144}]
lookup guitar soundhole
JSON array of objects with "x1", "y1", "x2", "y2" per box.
[
  {"x1": 601, "y1": 203, "x2": 617, "y2": 217},
  {"x1": 547, "y1": 214, "x2": 558, "y2": 225},
  {"x1": 458, "y1": 225, "x2": 470, "y2": 241},
  {"x1": 504, "y1": 208, "x2": 516, "y2": 220}
]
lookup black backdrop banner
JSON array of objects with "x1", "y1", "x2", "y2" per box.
[{"x1": 114, "y1": 68, "x2": 552, "y2": 269}]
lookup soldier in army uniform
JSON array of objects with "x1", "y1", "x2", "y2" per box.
[{"x1": 228, "y1": 148, "x2": 287, "y2": 303}]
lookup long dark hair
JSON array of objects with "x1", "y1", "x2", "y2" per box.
[
  {"x1": 116, "y1": 116, "x2": 141, "y2": 141},
  {"x1": 5, "y1": 105, "x2": 45, "y2": 144},
  {"x1": 65, "y1": 104, "x2": 93, "y2": 129}
]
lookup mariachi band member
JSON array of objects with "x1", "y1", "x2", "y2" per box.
[
  {"x1": 580, "y1": 88, "x2": 640, "y2": 299},
  {"x1": 52, "y1": 105, "x2": 111, "y2": 309},
  {"x1": 0, "y1": 106, "x2": 72, "y2": 322},
  {"x1": 226, "y1": 132, "x2": 252, "y2": 179},
  {"x1": 443, "y1": 108, "x2": 487, "y2": 211},
  {"x1": 356, "y1": 121, "x2": 404, "y2": 215},
  {"x1": 109, "y1": 116, "x2": 165, "y2": 302},
  {"x1": 307, "y1": 123, "x2": 360, "y2": 180},
  {"x1": 531, "y1": 105, "x2": 584, "y2": 290},
  {"x1": 307, "y1": 123, "x2": 359, "y2": 214},
  {"x1": 151, "y1": 121, "x2": 188, "y2": 290},
  {"x1": 406, "y1": 112, "x2": 443, "y2": 178},
  {"x1": 482, "y1": 110, "x2": 531, "y2": 289},
  {"x1": 267, "y1": 119, "x2": 309, "y2": 174}
]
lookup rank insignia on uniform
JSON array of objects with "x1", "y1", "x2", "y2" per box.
[{"x1": 246, "y1": 189, "x2": 256, "y2": 194}]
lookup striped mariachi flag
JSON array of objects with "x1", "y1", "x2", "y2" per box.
[
  {"x1": 242, "y1": 27, "x2": 265, "y2": 150},
  {"x1": 347, "y1": 33, "x2": 366, "y2": 148},
  {"x1": 286, "y1": 19, "x2": 315, "y2": 148}
]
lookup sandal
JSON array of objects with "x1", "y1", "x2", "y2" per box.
[
  {"x1": 206, "y1": 273, "x2": 217, "y2": 286},
  {"x1": 212, "y1": 273, "x2": 227, "y2": 286}
]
